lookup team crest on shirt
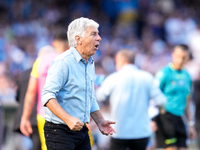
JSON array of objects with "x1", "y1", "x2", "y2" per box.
[
  {"x1": 170, "y1": 81, "x2": 176, "y2": 85},
  {"x1": 179, "y1": 80, "x2": 184, "y2": 86}
]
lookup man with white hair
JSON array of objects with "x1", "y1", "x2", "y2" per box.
[{"x1": 41, "y1": 17, "x2": 116, "y2": 150}]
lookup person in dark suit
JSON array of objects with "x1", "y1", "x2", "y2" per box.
[{"x1": 13, "y1": 68, "x2": 41, "y2": 150}]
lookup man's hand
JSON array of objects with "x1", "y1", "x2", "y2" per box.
[
  {"x1": 45, "y1": 98, "x2": 84, "y2": 131},
  {"x1": 20, "y1": 117, "x2": 33, "y2": 137},
  {"x1": 150, "y1": 121, "x2": 157, "y2": 132},
  {"x1": 91, "y1": 110, "x2": 116, "y2": 136},
  {"x1": 188, "y1": 126, "x2": 196, "y2": 139},
  {"x1": 97, "y1": 120, "x2": 116, "y2": 136},
  {"x1": 67, "y1": 116, "x2": 84, "y2": 131}
]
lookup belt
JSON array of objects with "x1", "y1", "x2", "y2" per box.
[{"x1": 83, "y1": 122, "x2": 89, "y2": 128}]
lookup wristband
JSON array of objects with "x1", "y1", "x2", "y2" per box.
[{"x1": 188, "y1": 121, "x2": 195, "y2": 126}]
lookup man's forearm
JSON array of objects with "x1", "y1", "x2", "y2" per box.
[
  {"x1": 22, "y1": 92, "x2": 36, "y2": 119},
  {"x1": 22, "y1": 77, "x2": 38, "y2": 120},
  {"x1": 45, "y1": 98, "x2": 72, "y2": 124},
  {"x1": 185, "y1": 97, "x2": 193, "y2": 122},
  {"x1": 91, "y1": 110, "x2": 116, "y2": 135},
  {"x1": 185, "y1": 96, "x2": 196, "y2": 139},
  {"x1": 91, "y1": 110, "x2": 104, "y2": 125}
]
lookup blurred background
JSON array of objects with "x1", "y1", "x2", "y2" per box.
[{"x1": 0, "y1": 0, "x2": 200, "y2": 150}]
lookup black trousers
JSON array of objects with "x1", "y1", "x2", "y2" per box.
[
  {"x1": 44, "y1": 121, "x2": 91, "y2": 150},
  {"x1": 110, "y1": 137, "x2": 149, "y2": 150}
]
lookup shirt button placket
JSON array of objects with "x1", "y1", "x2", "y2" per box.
[
  {"x1": 86, "y1": 64, "x2": 89, "y2": 122},
  {"x1": 85, "y1": 63, "x2": 88, "y2": 122}
]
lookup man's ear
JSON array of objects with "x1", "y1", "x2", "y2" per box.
[
  {"x1": 75, "y1": 35, "x2": 82, "y2": 45},
  {"x1": 51, "y1": 41, "x2": 56, "y2": 47}
]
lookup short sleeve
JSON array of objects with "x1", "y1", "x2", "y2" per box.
[
  {"x1": 90, "y1": 96, "x2": 100, "y2": 113},
  {"x1": 150, "y1": 77, "x2": 167, "y2": 107},
  {"x1": 30, "y1": 58, "x2": 41, "y2": 79},
  {"x1": 155, "y1": 70, "x2": 166, "y2": 91},
  {"x1": 187, "y1": 73, "x2": 192, "y2": 98}
]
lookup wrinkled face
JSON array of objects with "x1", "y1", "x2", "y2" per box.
[
  {"x1": 172, "y1": 47, "x2": 189, "y2": 70},
  {"x1": 81, "y1": 26, "x2": 101, "y2": 57}
]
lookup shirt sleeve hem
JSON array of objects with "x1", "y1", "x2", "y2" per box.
[
  {"x1": 90, "y1": 105, "x2": 100, "y2": 113},
  {"x1": 42, "y1": 93, "x2": 56, "y2": 106}
]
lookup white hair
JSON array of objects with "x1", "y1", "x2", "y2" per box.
[
  {"x1": 67, "y1": 17, "x2": 99, "y2": 47},
  {"x1": 37, "y1": 45, "x2": 56, "y2": 58}
]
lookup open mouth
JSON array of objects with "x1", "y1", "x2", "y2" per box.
[{"x1": 95, "y1": 44, "x2": 99, "y2": 49}]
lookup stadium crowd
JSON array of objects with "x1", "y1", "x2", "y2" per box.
[{"x1": 0, "y1": 0, "x2": 200, "y2": 149}]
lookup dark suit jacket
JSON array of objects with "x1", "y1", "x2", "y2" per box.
[{"x1": 13, "y1": 68, "x2": 38, "y2": 133}]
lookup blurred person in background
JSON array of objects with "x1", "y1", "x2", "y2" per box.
[
  {"x1": 0, "y1": 67, "x2": 17, "y2": 149},
  {"x1": 0, "y1": 64, "x2": 4, "y2": 149},
  {"x1": 153, "y1": 44, "x2": 196, "y2": 150},
  {"x1": 41, "y1": 17, "x2": 116, "y2": 150},
  {"x1": 192, "y1": 71, "x2": 200, "y2": 149},
  {"x1": 188, "y1": 20, "x2": 200, "y2": 65},
  {"x1": 96, "y1": 49, "x2": 166, "y2": 150},
  {"x1": 20, "y1": 31, "x2": 69, "y2": 150},
  {"x1": 20, "y1": 45, "x2": 55, "y2": 150},
  {"x1": 0, "y1": 74, "x2": 16, "y2": 105},
  {"x1": 0, "y1": 102, "x2": 1, "y2": 149},
  {"x1": 164, "y1": 11, "x2": 197, "y2": 46},
  {"x1": 13, "y1": 68, "x2": 41, "y2": 150},
  {"x1": 186, "y1": 20, "x2": 200, "y2": 81}
]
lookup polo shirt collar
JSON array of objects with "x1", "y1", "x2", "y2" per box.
[
  {"x1": 120, "y1": 64, "x2": 137, "y2": 71},
  {"x1": 168, "y1": 62, "x2": 183, "y2": 71},
  {"x1": 87, "y1": 56, "x2": 94, "y2": 64}
]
